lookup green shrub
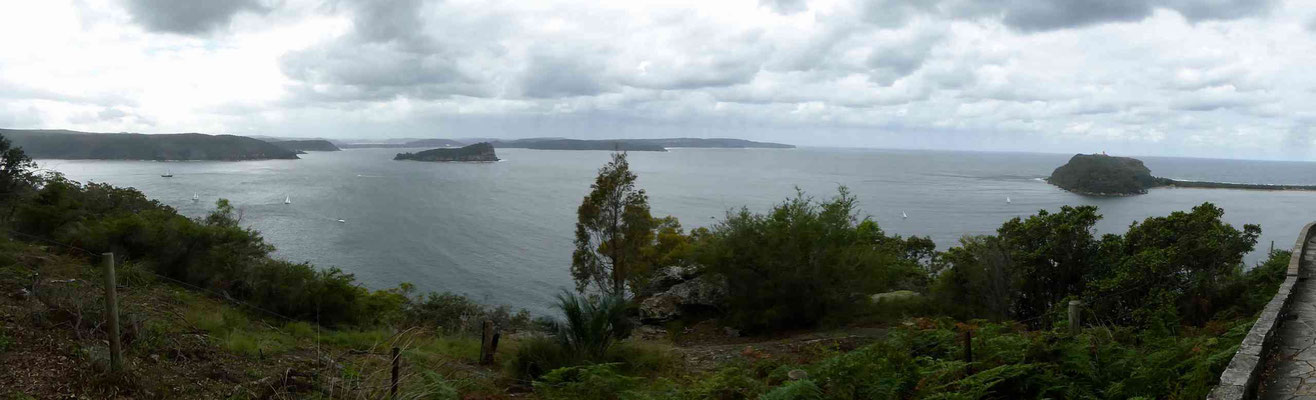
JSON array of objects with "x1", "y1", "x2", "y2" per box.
[
  {"x1": 697, "y1": 187, "x2": 929, "y2": 333},
  {"x1": 509, "y1": 336, "x2": 579, "y2": 381},
  {"x1": 416, "y1": 370, "x2": 460, "y2": 400},
  {"x1": 760, "y1": 379, "x2": 822, "y2": 400},
  {"x1": 604, "y1": 341, "x2": 679, "y2": 376},
  {"x1": 688, "y1": 366, "x2": 769, "y2": 400},
  {"x1": 533, "y1": 364, "x2": 642, "y2": 400}
]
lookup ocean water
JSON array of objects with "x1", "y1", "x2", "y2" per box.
[{"x1": 40, "y1": 148, "x2": 1316, "y2": 314}]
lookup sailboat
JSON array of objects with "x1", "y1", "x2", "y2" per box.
[
  {"x1": 284, "y1": 196, "x2": 292, "y2": 205},
  {"x1": 161, "y1": 170, "x2": 173, "y2": 178},
  {"x1": 901, "y1": 212, "x2": 908, "y2": 219},
  {"x1": 1006, "y1": 196, "x2": 1012, "y2": 204},
  {"x1": 191, "y1": 193, "x2": 199, "y2": 202}
]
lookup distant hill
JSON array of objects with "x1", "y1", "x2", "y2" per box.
[
  {"x1": 340, "y1": 138, "x2": 465, "y2": 149},
  {"x1": 629, "y1": 138, "x2": 794, "y2": 149},
  {"x1": 0, "y1": 129, "x2": 299, "y2": 161},
  {"x1": 270, "y1": 139, "x2": 340, "y2": 152},
  {"x1": 395, "y1": 142, "x2": 499, "y2": 162},
  {"x1": 490, "y1": 137, "x2": 793, "y2": 151},
  {"x1": 493, "y1": 139, "x2": 668, "y2": 152}
]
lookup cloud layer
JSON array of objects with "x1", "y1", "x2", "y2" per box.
[{"x1": 1, "y1": 0, "x2": 1315, "y2": 159}]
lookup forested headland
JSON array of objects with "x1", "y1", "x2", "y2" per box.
[{"x1": 0, "y1": 129, "x2": 299, "y2": 161}]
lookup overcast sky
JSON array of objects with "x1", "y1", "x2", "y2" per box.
[{"x1": 2, "y1": 0, "x2": 1315, "y2": 160}]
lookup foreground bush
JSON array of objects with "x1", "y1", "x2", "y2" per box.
[{"x1": 696, "y1": 188, "x2": 932, "y2": 333}]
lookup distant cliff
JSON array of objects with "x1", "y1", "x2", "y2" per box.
[
  {"x1": 395, "y1": 142, "x2": 499, "y2": 162},
  {"x1": 270, "y1": 139, "x2": 340, "y2": 152},
  {"x1": 1048, "y1": 154, "x2": 1166, "y2": 195},
  {"x1": 0, "y1": 129, "x2": 299, "y2": 161}
]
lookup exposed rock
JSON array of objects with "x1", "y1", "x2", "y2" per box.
[
  {"x1": 639, "y1": 273, "x2": 727, "y2": 323},
  {"x1": 646, "y1": 266, "x2": 697, "y2": 295},
  {"x1": 870, "y1": 290, "x2": 920, "y2": 303}
]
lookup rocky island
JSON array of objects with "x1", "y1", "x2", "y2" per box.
[
  {"x1": 1049, "y1": 153, "x2": 1316, "y2": 196},
  {"x1": 1047, "y1": 154, "x2": 1168, "y2": 195},
  {"x1": 394, "y1": 142, "x2": 499, "y2": 162},
  {"x1": 0, "y1": 129, "x2": 299, "y2": 160}
]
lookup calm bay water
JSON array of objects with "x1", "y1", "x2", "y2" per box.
[{"x1": 41, "y1": 148, "x2": 1316, "y2": 314}]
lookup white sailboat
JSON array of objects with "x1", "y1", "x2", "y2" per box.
[
  {"x1": 901, "y1": 212, "x2": 908, "y2": 219},
  {"x1": 1006, "y1": 196, "x2": 1012, "y2": 204},
  {"x1": 191, "y1": 193, "x2": 199, "y2": 202},
  {"x1": 284, "y1": 196, "x2": 291, "y2": 205}
]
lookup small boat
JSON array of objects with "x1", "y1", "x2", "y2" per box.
[
  {"x1": 336, "y1": 219, "x2": 346, "y2": 223},
  {"x1": 161, "y1": 171, "x2": 173, "y2": 178},
  {"x1": 284, "y1": 196, "x2": 291, "y2": 205},
  {"x1": 191, "y1": 193, "x2": 199, "y2": 202},
  {"x1": 1006, "y1": 196, "x2": 1012, "y2": 204},
  {"x1": 901, "y1": 212, "x2": 908, "y2": 219}
]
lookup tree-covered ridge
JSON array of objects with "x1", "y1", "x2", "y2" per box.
[
  {"x1": 269, "y1": 139, "x2": 340, "y2": 152},
  {"x1": 394, "y1": 142, "x2": 499, "y2": 161},
  {"x1": 491, "y1": 137, "x2": 795, "y2": 151},
  {"x1": 0, "y1": 129, "x2": 300, "y2": 160},
  {"x1": 1047, "y1": 153, "x2": 1167, "y2": 195}
]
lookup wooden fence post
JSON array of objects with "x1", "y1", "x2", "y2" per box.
[
  {"x1": 1068, "y1": 300, "x2": 1083, "y2": 335},
  {"x1": 963, "y1": 329, "x2": 973, "y2": 373},
  {"x1": 480, "y1": 320, "x2": 498, "y2": 365},
  {"x1": 103, "y1": 252, "x2": 123, "y2": 372},
  {"x1": 390, "y1": 346, "x2": 400, "y2": 399}
]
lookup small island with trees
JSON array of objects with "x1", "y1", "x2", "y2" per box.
[
  {"x1": 1049, "y1": 153, "x2": 1316, "y2": 196},
  {"x1": 394, "y1": 142, "x2": 499, "y2": 162}
]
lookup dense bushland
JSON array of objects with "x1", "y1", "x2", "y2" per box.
[{"x1": 695, "y1": 188, "x2": 933, "y2": 333}]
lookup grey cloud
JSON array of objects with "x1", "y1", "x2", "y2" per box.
[
  {"x1": 926, "y1": 0, "x2": 1277, "y2": 32},
  {"x1": 1160, "y1": 0, "x2": 1277, "y2": 22},
  {"x1": 123, "y1": 0, "x2": 267, "y2": 34},
  {"x1": 865, "y1": 29, "x2": 944, "y2": 85},
  {"x1": 859, "y1": 0, "x2": 936, "y2": 28},
  {"x1": 995, "y1": 0, "x2": 1153, "y2": 32},
  {"x1": 98, "y1": 108, "x2": 128, "y2": 120},
  {"x1": 279, "y1": 0, "x2": 498, "y2": 103},
  {"x1": 520, "y1": 52, "x2": 607, "y2": 98},
  {"x1": 760, "y1": 0, "x2": 808, "y2": 15},
  {"x1": 1169, "y1": 90, "x2": 1270, "y2": 111},
  {"x1": 347, "y1": 0, "x2": 428, "y2": 44}
]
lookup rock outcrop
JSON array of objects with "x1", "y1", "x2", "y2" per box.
[{"x1": 639, "y1": 266, "x2": 727, "y2": 323}]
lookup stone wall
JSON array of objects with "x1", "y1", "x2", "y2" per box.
[{"x1": 1207, "y1": 221, "x2": 1316, "y2": 399}]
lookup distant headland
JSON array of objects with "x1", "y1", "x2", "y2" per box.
[
  {"x1": 269, "y1": 139, "x2": 340, "y2": 153},
  {"x1": 0, "y1": 129, "x2": 299, "y2": 161},
  {"x1": 1048, "y1": 153, "x2": 1316, "y2": 196},
  {"x1": 394, "y1": 142, "x2": 499, "y2": 162}
]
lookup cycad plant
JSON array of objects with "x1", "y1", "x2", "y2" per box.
[{"x1": 551, "y1": 291, "x2": 633, "y2": 360}]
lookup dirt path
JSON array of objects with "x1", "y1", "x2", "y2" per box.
[{"x1": 643, "y1": 323, "x2": 888, "y2": 372}]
